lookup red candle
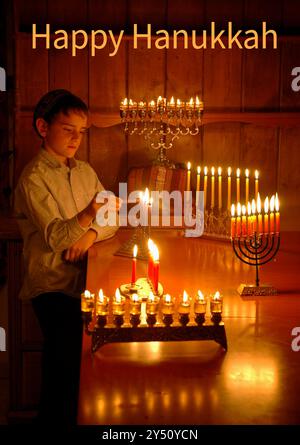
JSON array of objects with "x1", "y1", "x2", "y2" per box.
[
  {"x1": 264, "y1": 197, "x2": 269, "y2": 234},
  {"x1": 247, "y1": 202, "x2": 252, "y2": 236},
  {"x1": 231, "y1": 204, "x2": 236, "y2": 238},
  {"x1": 152, "y1": 245, "x2": 160, "y2": 293},
  {"x1": 242, "y1": 205, "x2": 247, "y2": 237},
  {"x1": 275, "y1": 193, "x2": 280, "y2": 233},
  {"x1": 131, "y1": 245, "x2": 138, "y2": 284},
  {"x1": 236, "y1": 203, "x2": 241, "y2": 237},
  {"x1": 269, "y1": 195, "x2": 275, "y2": 233},
  {"x1": 148, "y1": 239, "x2": 154, "y2": 283}
]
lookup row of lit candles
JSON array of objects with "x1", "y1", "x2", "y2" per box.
[
  {"x1": 230, "y1": 193, "x2": 280, "y2": 238},
  {"x1": 120, "y1": 96, "x2": 204, "y2": 112},
  {"x1": 81, "y1": 289, "x2": 223, "y2": 317},
  {"x1": 186, "y1": 163, "x2": 260, "y2": 210}
]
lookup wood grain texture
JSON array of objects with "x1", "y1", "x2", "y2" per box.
[
  {"x1": 14, "y1": 0, "x2": 47, "y2": 31},
  {"x1": 47, "y1": 0, "x2": 88, "y2": 28},
  {"x1": 167, "y1": 0, "x2": 205, "y2": 28},
  {"x1": 88, "y1": 0, "x2": 127, "y2": 31},
  {"x1": 205, "y1": 0, "x2": 244, "y2": 28},
  {"x1": 244, "y1": 0, "x2": 283, "y2": 28},
  {"x1": 128, "y1": 0, "x2": 167, "y2": 30},
  {"x1": 282, "y1": 0, "x2": 300, "y2": 32}
]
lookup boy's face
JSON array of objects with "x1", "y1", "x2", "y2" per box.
[{"x1": 39, "y1": 110, "x2": 88, "y2": 163}]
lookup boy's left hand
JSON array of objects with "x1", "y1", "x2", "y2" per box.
[{"x1": 64, "y1": 229, "x2": 97, "y2": 262}]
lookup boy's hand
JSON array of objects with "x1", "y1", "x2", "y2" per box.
[{"x1": 64, "y1": 229, "x2": 97, "y2": 262}]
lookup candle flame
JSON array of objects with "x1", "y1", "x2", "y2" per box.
[
  {"x1": 115, "y1": 288, "x2": 121, "y2": 303},
  {"x1": 228, "y1": 167, "x2": 232, "y2": 177},
  {"x1": 183, "y1": 290, "x2": 189, "y2": 303},
  {"x1": 197, "y1": 166, "x2": 201, "y2": 174},
  {"x1": 255, "y1": 170, "x2": 259, "y2": 180},
  {"x1": 149, "y1": 291, "x2": 155, "y2": 303},
  {"x1": 237, "y1": 202, "x2": 241, "y2": 217},
  {"x1": 196, "y1": 96, "x2": 200, "y2": 105},
  {"x1": 157, "y1": 96, "x2": 162, "y2": 103},
  {"x1": 153, "y1": 245, "x2": 159, "y2": 262},
  {"x1": 164, "y1": 294, "x2": 171, "y2": 303},
  {"x1": 143, "y1": 187, "x2": 150, "y2": 204},
  {"x1": 275, "y1": 193, "x2": 279, "y2": 212},
  {"x1": 264, "y1": 197, "x2": 269, "y2": 213},
  {"x1": 251, "y1": 199, "x2": 256, "y2": 215},
  {"x1": 133, "y1": 244, "x2": 138, "y2": 258},
  {"x1": 84, "y1": 290, "x2": 91, "y2": 298},
  {"x1": 270, "y1": 195, "x2": 275, "y2": 212},
  {"x1": 98, "y1": 289, "x2": 104, "y2": 303},
  {"x1": 247, "y1": 202, "x2": 252, "y2": 216},
  {"x1": 132, "y1": 293, "x2": 139, "y2": 303},
  {"x1": 211, "y1": 166, "x2": 215, "y2": 176},
  {"x1": 236, "y1": 168, "x2": 240, "y2": 178},
  {"x1": 148, "y1": 238, "x2": 154, "y2": 252},
  {"x1": 242, "y1": 205, "x2": 246, "y2": 216},
  {"x1": 187, "y1": 162, "x2": 191, "y2": 171},
  {"x1": 245, "y1": 168, "x2": 249, "y2": 178},
  {"x1": 150, "y1": 100, "x2": 155, "y2": 107},
  {"x1": 257, "y1": 193, "x2": 262, "y2": 214},
  {"x1": 177, "y1": 99, "x2": 181, "y2": 106},
  {"x1": 231, "y1": 204, "x2": 235, "y2": 217},
  {"x1": 129, "y1": 99, "x2": 133, "y2": 106},
  {"x1": 204, "y1": 166, "x2": 208, "y2": 175},
  {"x1": 218, "y1": 167, "x2": 222, "y2": 176},
  {"x1": 214, "y1": 291, "x2": 221, "y2": 300},
  {"x1": 170, "y1": 96, "x2": 175, "y2": 104},
  {"x1": 123, "y1": 98, "x2": 128, "y2": 106},
  {"x1": 189, "y1": 97, "x2": 194, "y2": 105},
  {"x1": 197, "y1": 290, "x2": 204, "y2": 301}
]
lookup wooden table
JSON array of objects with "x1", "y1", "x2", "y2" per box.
[{"x1": 78, "y1": 229, "x2": 300, "y2": 425}]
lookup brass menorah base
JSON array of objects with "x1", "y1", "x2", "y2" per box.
[
  {"x1": 119, "y1": 277, "x2": 164, "y2": 299},
  {"x1": 238, "y1": 284, "x2": 278, "y2": 296}
]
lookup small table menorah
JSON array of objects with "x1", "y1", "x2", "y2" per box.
[{"x1": 232, "y1": 232, "x2": 280, "y2": 296}]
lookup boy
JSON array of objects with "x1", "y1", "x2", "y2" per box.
[{"x1": 15, "y1": 89, "x2": 121, "y2": 426}]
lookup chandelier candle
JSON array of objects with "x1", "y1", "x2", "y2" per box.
[
  {"x1": 194, "y1": 290, "x2": 207, "y2": 315},
  {"x1": 236, "y1": 168, "x2": 241, "y2": 203},
  {"x1": 275, "y1": 194, "x2": 280, "y2": 233},
  {"x1": 227, "y1": 167, "x2": 232, "y2": 210},
  {"x1": 204, "y1": 166, "x2": 208, "y2": 209},
  {"x1": 269, "y1": 195, "x2": 275, "y2": 233},
  {"x1": 96, "y1": 289, "x2": 109, "y2": 316},
  {"x1": 245, "y1": 169, "x2": 250, "y2": 203},
  {"x1": 148, "y1": 239, "x2": 154, "y2": 283},
  {"x1": 210, "y1": 291, "x2": 223, "y2": 324},
  {"x1": 113, "y1": 288, "x2": 125, "y2": 316},
  {"x1": 186, "y1": 162, "x2": 191, "y2": 192},
  {"x1": 218, "y1": 167, "x2": 222, "y2": 210}
]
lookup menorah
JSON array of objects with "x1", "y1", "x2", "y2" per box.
[
  {"x1": 231, "y1": 193, "x2": 280, "y2": 296},
  {"x1": 120, "y1": 96, "x2": 204, "y2": 166},
  {"x1": 81, "y1": 290, "x2": 227, "y2": 353}
]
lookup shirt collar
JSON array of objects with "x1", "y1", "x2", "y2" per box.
[{"x1": 39, "y1": 148, "x2": 78, "y2": 170}]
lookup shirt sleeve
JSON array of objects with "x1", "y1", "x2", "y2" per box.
[
  {"x1": 15, "y1": 174, "x2": 90, "y2": 252},
  {"x1": 87, "y1": 166, "x2": 119, "y2": 243}
]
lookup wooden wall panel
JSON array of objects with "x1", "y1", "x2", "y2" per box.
[
  {"x1": 244, "y1": 0, "x2": 283, "y2": 28},
  {"x1": 203, "y1": 123, "x2": 241, "y2": 166},
  {"x1": 15, "y1": 0, "x2": 47, "y2": 30},
  {"x1": 204, "y1": 48, "x2": 242, "y2": 109},
  {"x1": 243, "y1": 49, "x2": 281, "y2": 110},
  {"x1": 240, "y1": 125, "x2": 279, "y2": 198},
  {"x1": 167, "y1": 0, "x2": 205, "y2": 28},
  {"x1": 279, "y1": 127, "x2": 300, "y2": 231},
  {"x1": 88, "y1": 0, "x2": 127, "y2": 30},
  {"x1": 280, "y1": 42, "x2": 300, "y2": 110},
  {"x1": 282, "y1": 0, "x2": 299, "y2": 31},
  {"x1": 128, "y1": 0, "x2": 167, "y2": 30},
  {"x1": 16, "y1": 34, "x2": 48, "y2": 109},
  {"x1": 47, "y1": 0, "x2": 88, "y2": 28},
  {"x1": 205, "y1": 0, "x2": 244, "y2": 28},
  {"x1": 14, "y1": 114, "x2": 40, "y2": 184}
]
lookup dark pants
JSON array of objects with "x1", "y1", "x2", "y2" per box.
[{"x1": 32, "y1": 292, "x2": 82, "y2": 427}]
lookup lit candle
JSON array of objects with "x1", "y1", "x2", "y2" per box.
[
  {"x1": 275, "y1": 193, "x2": 280, "y2": 233},
  {"x1": 186, "y1": 97, "x2": 194, "y2": 110},
  {"x1": 130, "y1": 293, "x2": 141, "y2": 315},
  {"x1": 257, "y1": 193, "x2": 263, "y2": 234},
  {"x1": 245, "y1": 169, "x2": 249, "y2": 203},
  {"x1": 112, "y1": 288, "x2": 125, "y2": 316},
  {"x1": 195, "y1": 96, "x2": 202, "y2": 110},
  {"x1": 211, "y1": 167, "x2": 215, "y2": 209},
  {"x1": 264, "y1": 197, "x2": 269, "y2": 234},
  {"x1": 131, "y1": 244, "x2": 138, "y2": 284},
  {"x1": 186, "y1": 162, "x2": 191, "y2": 192},
  {"x1": 255, "y1": 170, "x2": 259, "y2": 200},
  {"x1": 231, "y1": 204, "x2": 236, "y2": 238},
  {"x1": 179, "y1": 290, "x2": 191, "y2": 314},
  {"x1": 210, "y1": 291, "x2": 223, "y2": 314},
  {"x1": 162, "y1": 294, "x2": 174, "y2": 315},
  {"x1": 242, "y1": 204, "x2": 247, "y2": 237},
  {"x1": 96, "y1": 289, "x2": 109, "y2": 316},
  {"x1": 148, "y1": 100, "x2": 156, "y2": 111},
  {"x1": 236, "y1": 202, "x2": 241, "y2": 237},
  {"x1": 146, "y1": 291, "x2": 159, "y2": 315},
  {"x1": 236, "y1": 168, "x2": 240, "y2": 203},
  {"x1": 196, "y1": 166, "x2": 201, "y2": 193},
  {"x1": 269, "y1": 195, "x2": 275, "y2": 233},
  {"x1": 227, "y1": 167, "x2": 232, "y2": 211},
  {"x1": 251, "y1": 199, "x2": 257, "y2": 233},
  {"x1": 247, "y1": 202, "x2": 252, "y2": 236},
  {"x1": 152, "y1": 244, "x2": 160, "y2": 294},
  {"x1": 204, "y1": 166, "x2": 208, "y2": 210},
  {"x1": 81, "y1": 289, "x2": 94, "y2": 313},
  {"x1": 218, "y1": 167, "x2": 222, "y2": 210},
  {"x1": 148, "y1": 239, "x2": 154, "y2": 284},
  {"x1": 120, "y1": 98, "x2": 128, "y2": 113},
  {"x1": 168, "y1": 96, "x2": 175, "y2": 109},
  {"x1": 194, "y1": 290, "x2": 207, "y2": 315}
]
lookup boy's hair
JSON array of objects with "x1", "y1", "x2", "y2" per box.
[{"x1": 33, "y1": 89, "x2": 88, "y2": 137}]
